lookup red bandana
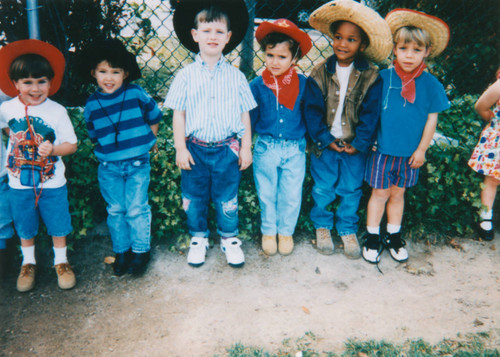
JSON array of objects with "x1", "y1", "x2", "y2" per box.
[
  {"x1": 393, "y1": 60, "x2": 426, "y2": 104},
  {"x1": 262, "y1": 66, "x2": 299, "y2": 110}
]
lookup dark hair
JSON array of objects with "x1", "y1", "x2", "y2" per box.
[
  {"x1": 330, "y1": 20, "x2": 370, "y2": 47},
  {"x1": 194, "y1": 5, "x2": 230, "y2": 30},
  {"x1": 9, "y1": 54, "x2": 55, "y2": 81},
  {"x1": 260, "y1": 32, "x2": 301, "y2": 59}
]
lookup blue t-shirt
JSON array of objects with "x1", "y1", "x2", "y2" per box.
[{"x1": 377, "y1": 68, "x2": 450, "y2": 157}]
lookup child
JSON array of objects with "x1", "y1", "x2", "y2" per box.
[
  {"x1": 362, "y1": 9, "x2": 451, "y2": 263},
  {"x1": 468, "y1": 69, "x2": 500, "y2": 241},
  {"x1": 307, "y1": 0, "x2": 392, "y2": 259},
  {"x1": 0, "y1": 40, "x2": 77, "y2": 291},
  {"x1": 164, "y1": 0, "x2": 257, "y2": 268},
  {"x1": 80, "y1": 39, "x2": 162, "y2": 276},
  {"x1": 0, "y1": 89, "x2": 14, "y2": 280},
  {"x1": 250, "y1": 19, "x2": 314, "y2": 256}
]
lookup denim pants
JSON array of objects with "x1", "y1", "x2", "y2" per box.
[
  {"x1": 0, "y1": 177, "x2": 14, "y2": 247},
  {"x1": 310, "y1": 149, "x2": 367, "y2": 236},
  {"x1": 181, "y1": 140, "x2": 241, "y2": 238},
  {"x1": 98, "y1": 153, "x2": 152, "y2": 254},
  {"x1": 253, "y1": 135, "x2": 306, "y2": 236}
]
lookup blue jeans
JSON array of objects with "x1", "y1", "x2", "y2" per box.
[
  {"x1": 310, "y1": 149, "x2": 367, "y2": 236},
  {"x1": 98, "y1": 153, "x2": 152, "y2": 254},
  {"x1": 0, "y1": 178, "x2": 13, "y2": 247},
  {"x1": 253, "y1": 135, "x2": 306, "y2": 236},
  {"x1": 181, "y1": 140, "x2": 241, "y2": 238},
  {"x1": 9, "y1": 185, "x2": 72, "y2": 239}
]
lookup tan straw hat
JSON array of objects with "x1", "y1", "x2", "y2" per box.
[
  {"x1": 385, "y1": 9, "x2": 450, "y2": 58},
  {"x1": 309, "y1": 0, "x2": 392, "y2": 63}
]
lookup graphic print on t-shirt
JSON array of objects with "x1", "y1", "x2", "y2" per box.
[{"x1": 7, "y1": 116, "x2": 58, "y2": 187}]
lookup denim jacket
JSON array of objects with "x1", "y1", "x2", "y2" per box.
[
  {"x1": 307, "y1": 55, "x2": 382, "y2": 154},
  {"x1": 250, "y1": 74, "x2": 308, "y2": 140}
]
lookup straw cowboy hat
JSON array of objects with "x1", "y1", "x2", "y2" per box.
[
  {"x1": 173, "y1": 0, "x2": 249, "y2": 55},
  {"x1": 385, "y1": 9, "x2": 450, "y2": 58},
  {"x1": 309, "y1": 0, "x2": 393, "y2": 63},
  {"x1": 0, "y1": 39, "x2": 65, "y2": 97},
  {"x1": 255, "y1": 18, "x2": 312, "y2": 58}
]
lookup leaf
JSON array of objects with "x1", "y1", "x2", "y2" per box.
[
  {"x1": 449, "y1": 239, "x2": 464, "y2": 252},
  {"x1": 301, "y1": 306, "x2": 310, "y2": 314},
  {"x1": 104, "y1": 256, "x2": 115, "y2": 264}
]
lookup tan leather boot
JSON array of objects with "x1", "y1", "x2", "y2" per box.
[
  {"x1": 17, "y1": 264, "x2": 36, "y2": 292},
  {"x1": 316, "y1": 228, "x2": 334, "y2": 255},
  {"x1": 341, "y1": 234, "x2": 361, "y2": 259},
  {"x1": 261, "y1": 234, "x2": 277, "y2": 255},
  {"x1": 278, "y1": 234, "x2": 294, "y2": 255}
]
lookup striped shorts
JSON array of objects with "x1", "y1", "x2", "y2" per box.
[{"x1": 365, "y1": 151, "x2": 419, "y2": 189}]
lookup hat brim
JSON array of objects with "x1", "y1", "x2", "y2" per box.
[
  {"x1": 255, "y1": 20, "x2": 312, "y2": 58},
  {"x1": 385, "y1": 9, "x2": 450, "y2": 58},
  {"x1": 173, "y1": 0, "x2": 249, "y2": 55},
  {"x1": 309, "y1": 0, "x2": 393, "y2": 63},
  {"x1": 0, "y1": 39, "x2": 65, "y2": 97},
  {"x1": 77, "y1": 39, "x2": 141, "y2": 84}
]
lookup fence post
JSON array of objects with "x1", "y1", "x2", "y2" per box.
[
  {"x1": 240, "y1": 0, "x2": 255, "y2": 78},
  {"x1": 26, "y1": 0, "x2": 41, "y2": 40}
]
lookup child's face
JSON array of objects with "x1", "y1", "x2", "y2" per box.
[
  {"x1": 332, "y1": 21, "x2": 366, "y2": 67},
  {"x1": 92, "y1": 60, "x2": 129, "y2": 94},
  {"x1": 191, "y1": 20, "x2": 231, "y2": 58},
  {"x1": 393, "y1": 40, "x2": 430, "y2": 73},
  {"x1": 264, "y1": 42, "x2": 297, "y2": 77},
  {"x1": 14, "y1": 77, "x2": 51, "y2": 106}
]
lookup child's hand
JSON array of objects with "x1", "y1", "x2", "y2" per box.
[
  {"x1": 343, "y1": 143, "x2": 359, "y2": 155},
  {"x1": 176, "y1": 148, "x2": 195, "y2": 170},
  {"x1": 409, "y1": 149, "x2": 426, "y2": 168},
  {"x1": 327, "y1": 140, "x2": 345, "y2": 152},
  {"x1": 38, "y1": 140, "x2": 53, "y2": 157},
  {"x1": 239, "y1": 147, "x2": 252, "y2": 170}
]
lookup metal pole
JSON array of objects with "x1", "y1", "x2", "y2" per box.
[{"x1": 26, "y1": 0, "x2": 41, "y2": 40}]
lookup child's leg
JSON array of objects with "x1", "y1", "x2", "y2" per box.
[
  {"x1": 386, "y1": 185, "x2": 406, "y2": 228},
  {"x1": 479, "y1": 175, "x2": 499, "y2": 234},
  {"x1": 366, "y1": 188, "x2": 391, "y2": 230}
]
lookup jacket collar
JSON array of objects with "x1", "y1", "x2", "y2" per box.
[{"x1": 326, "y1": 55, "x2": 370, "y2": 74}]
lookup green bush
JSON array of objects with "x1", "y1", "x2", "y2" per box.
[{"x1": 64, "y1": 94, "x2": 488, "y2": 247}]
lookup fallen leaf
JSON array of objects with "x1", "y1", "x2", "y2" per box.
[
  {"x1": 473, "y1": 318, "x2": 484, "y2": 326},
  {"x1": 490, "y1": 244, "x2": 496, "y2": 251},
  {"x1": 449, "y1": 239, "x2": 464, "y2": 251},
  {"x1": 104, "y1": 256, "x2": 115, "y2": 265},
  {"x1": 301, "y1": 306, "x2": 310, "y2": 314}
]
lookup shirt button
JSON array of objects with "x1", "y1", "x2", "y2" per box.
[
  {"x1": 318, "y1": 142, "x2": 322, "y2": 146},
  {"x1": 279, "y1": 133, "x2": 282, "y2": 137},
  {"x1": 332, "y1": 109, "x2": 336, "y2": 113},
  {"x1": 279, "y1": 119, "x2": 283, "y2": 123}
]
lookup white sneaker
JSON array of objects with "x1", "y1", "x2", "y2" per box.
[
  {"x1": 220, "y1": 237, "x2": 245, "y2": 268},
  {"x1": 187, "y1": 237, "x2": 209, "y2": 267},
  {"x1": 385, "y1": 233, "x2": 408, "y2": 263},
  {"x1": 362, "y1": 233, "x2": 382, "y2": 264}
]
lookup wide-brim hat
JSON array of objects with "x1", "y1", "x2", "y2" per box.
[
  {"x1": 0, "y1": 39, "x2": 65, "y2": 97},
  {"x1": 256, "y1": 19, "x2": 312, "y2": 58},
  {"x1": 77, "y1": 38, "x2": 141, "y2": 84},
  {"x1": 173, "y1": 0, "x2": 249, "y2": 55},
  {"x1": 385, "y1": 9, "x2": 450, "y2": 58},
  {"x1": 309, "y1": 0, "x2": 392, "y2": 63}
]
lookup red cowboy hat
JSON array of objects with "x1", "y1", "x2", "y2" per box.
[
  {"x1": 255, "y1": 19, "x2": 312, "y2": 58},
  {"x1": 0, "y1": 39, "x2": 65, "y2": 97}
]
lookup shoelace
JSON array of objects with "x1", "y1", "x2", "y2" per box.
[
  {"x1": 55, "y1": 263, "x2": 72, "y2": 275},
  {"x1": 20, "y1": 264, "x2": 35, "y2": 276}
]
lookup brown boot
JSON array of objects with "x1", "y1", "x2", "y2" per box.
[
  {"x1": 341, "y1": 234, "x2": 361, "y2": 259},
  {"x1": 54, "y1": 263, "x2": 76, "y2": 290},
  {"x1": 261, "y1": 234, "x2": 277, "y2": 256},
  {"x1": 316, "y1": 228, "x2": 334, "y2": 255},
  {"x1": 278, "y1": 234, "x2": 294, "y2": 256},
  {"x1": 17, "y1": 264, "x2": 36, "y2": 292}
]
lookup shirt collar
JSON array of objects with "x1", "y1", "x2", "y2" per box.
[
  {"x1": 326, "y1": 55, "x2": 369, "y2": 74},
  {"x1": 195, "y1": 54, "x2": 227, "y2": 70}
]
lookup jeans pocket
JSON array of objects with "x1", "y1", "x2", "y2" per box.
[{"x1": 253, "y1": 137, "x2": 268, "y2": 155}]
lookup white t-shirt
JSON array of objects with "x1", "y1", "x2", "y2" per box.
[
  {"x1": 330, "y1": 62, "x2": 354, "y2": 139},
  {"x1": 0, "y1": 97, "x2": 77, "y2": 189}
]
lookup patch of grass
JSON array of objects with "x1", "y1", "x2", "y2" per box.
[{"x1": 220, "y1": 331, "x2": 500, "y2": 357}]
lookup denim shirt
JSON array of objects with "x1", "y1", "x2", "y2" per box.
[{"x1": 249, "y1": 74, "x2": 309, "y2": 140}]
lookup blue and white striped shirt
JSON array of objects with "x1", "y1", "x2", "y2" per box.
[
  {"x1": 85, "y1": 84, "x2": 162, "y2": 162},
  {"x1": 164, "y1": 55, "x2": 257, "y2": 142}
]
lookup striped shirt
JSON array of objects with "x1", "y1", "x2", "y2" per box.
[
  {"x1": 85, "y1": 84, "x2": 162, "y2": 162},
  {"x1": 163, "y1": 55, "x2": 257, "y2": 142}
]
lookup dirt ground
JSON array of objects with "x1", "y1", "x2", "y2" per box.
[{"x1": 1, "y1": 230, "x2": 499, "y2": 356}]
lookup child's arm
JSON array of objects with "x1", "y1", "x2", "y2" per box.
[
  {"x1": 173, "y1": 109, "x2": 195, "y2": 170},
  {"x1": 239, "y1": 111, "x2": 252, "y2": 171},
  {"x1": 38, "y1": 141, "x2": 77, "y2": 157},
  {"x1": 475, "y1": 78, "x2": 500, "y2": 121},
  {"x1": 150, "y1": 123, "x2": 159, "y2": 153},
  {"x1": 409, "y1": 112, "x2": 438, "y2": 169}
]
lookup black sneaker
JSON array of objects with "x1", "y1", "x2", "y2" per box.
[
  {"x1": 384, "y1": 232, "x2": 408, "y2": 263},
  {"x1": 113, "y1": 249, "x2": 132, "y2": 276},
  {"x1": 128, "y1": 251, "x2": 150, "y2": 275},
  {"x1": 362, "y1": 233, "x2": 382, "y2": 263},
  {"x1": 479, "y1": 220, "x2": 494, "y2": 241}
]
